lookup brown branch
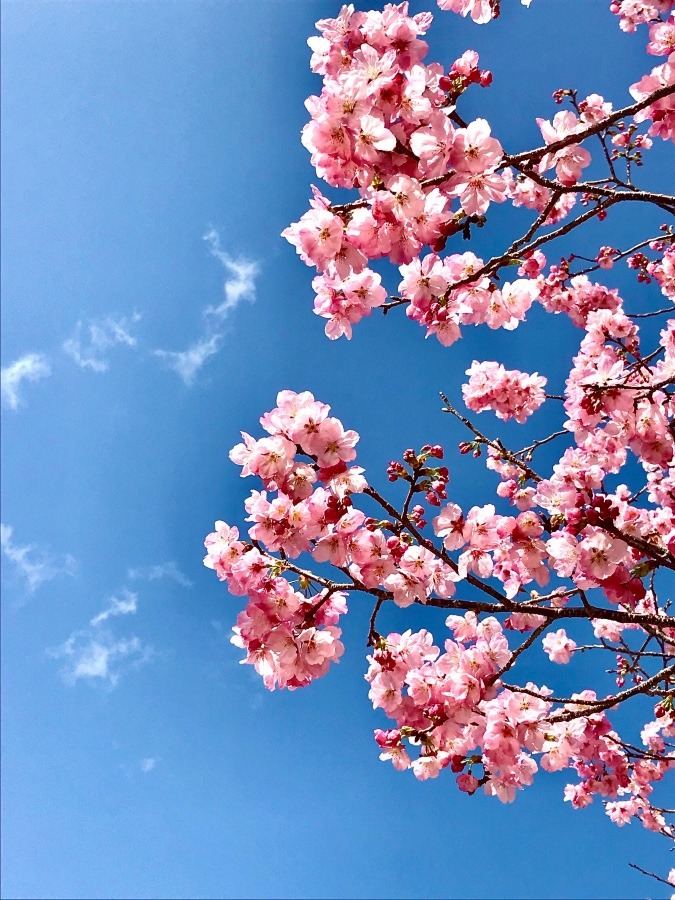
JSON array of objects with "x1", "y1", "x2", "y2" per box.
[
  {"x1": 629, "y1": 863, "x2": 675, "y2": 888},
  {"x1": 507, "y1": 84, "x2": 675, "y2": 166},
  {"x1": 547, "y1": 663, "x2": 675, "y2": 722}
]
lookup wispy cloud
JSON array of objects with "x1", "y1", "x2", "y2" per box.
[
  {"x1": 89, "y1": 588, "x2": 138, "y2": 627},
  {"x1": 50, "y1": 588, "x2": 151, "y2": 686},
  {"x1": 50, "y1": 631, "x2": 151, "y2": 687},
  {"x1": 153, "y1": 334, "x2": 222, "y2": 386},
  {"x1": 63, "y1": 313, "x2": 141, "y2": 372},
  {"x1": 1, "y1": 523, "x2": 76, "y2": 593},
  {"x1": 154, "y1": 230, "x2": 259, "y2": 385},
  {"x1": 1, "y1": 353, "x2": 51, "y2": 409},
  {"x1": 127, "y1": 561, "x2": 192, "y2": 588},
  {"x1": 140, "y1": 757, "x2": 156, "y2": 773},
  {"x1": 203, "y1": 228, "x2": 259, "y2": 319}
]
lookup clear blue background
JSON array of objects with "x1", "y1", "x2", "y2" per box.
[{"x1": 2, "y1": 2, "x2": 672, "y2": 898}]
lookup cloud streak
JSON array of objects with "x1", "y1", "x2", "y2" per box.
[
  {"x1": 1, "y1": 353, "x2": 51, "y2": 409},
  {"x1": 50, "y1": 588, "x2": 151, "y2": 687},
  {"x1": 63, "y1": 313, "x2": 141, "y2": 372},
  {"x1": 89, "y1": 588, "x2": 138, "y2": 626},
  {"x1": 127, "y1": 561, "x2": 192, "y2": 588},
  {"x1": 153, "y1": 334, "x2": 222, "y2": 386},
  {"x1": 154, "y1": 229, "x2": 259, "y2": 385},
  {"x1": 203, "y1": 228, "x2": 259, "y2": 319},
  {"x1": 51, "y1": 632, "x2": 151, "y2": 686},
  {"x1": 1, "y1": 523, "x2": 76, "y2": 592}
]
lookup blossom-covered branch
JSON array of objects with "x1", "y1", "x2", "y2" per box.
[{"x1": 204, "y1": 0, "x2": 675, "y2": 852}]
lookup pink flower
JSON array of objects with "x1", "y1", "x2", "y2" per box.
[
  {"x1": 449, "y1": 170, "x2": 508, "y2": 216},
  {"x1": 537, "y1": 111, "x2": 591, "y2": 185},
  {"x1": 354, "y1": 114, "x2": 397, "y2": 162},
  {"x1": 542, "y1": 629, "x2": 577, "y2": 664},
  {"x1": 451, "y1": 118, "x2": 503, "y2": 174},
  {"x1": 437, "y1": 0, "x2": 496, "y2": 24},
  {"x1": 282, "y1": 207, "x2": 344, "y2": 271},
  {"x1": 457, "y1": 772, "x2": 480, "y2": 793}
]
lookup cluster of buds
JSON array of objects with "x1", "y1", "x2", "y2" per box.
[
  {"x1": 627, "y1": 251, "x2": 653, "y2": 284},
  {"x1": 386, "y1": 460, "x2": 409, "y2": 483},
  {"x1": 566, "y1": 493, "x2": 620, "y2": 533},
  {"x1": 323, "y1": 492, "x2": 354, "y2": 525},
  {"x1": 579, "y1": 192, "x2": 609, "y2": 219},
  {"x1": 552, "y1": 87, "x2": 574, "y2": 105},
  {"x1": 423, "y1": 468, "x2": 450, "y2": 506},
  {"x1": 408, "y1": 504, "x2": 428, "y2": 528},
  {"x1": 655, "y1": 696, "x2": 673, "y2": 718},
  {"x1": 614, "y1": 654, "x2": 645, "y2": 689},
  {"x1": 439, "y1": 50, "x2": 493, "y2": 105},
  {"x1": 388, "y1": 446, "x2": 448, "y2": 506},
  {"x1": 610, "y1": 121, "x2": 651, "y2": 167},
  {"x1": 459, "y1": 439, "x2": 483, "y2": 458}
]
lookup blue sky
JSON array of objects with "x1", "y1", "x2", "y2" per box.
[{"x1": 1, "y1": 2, "x2": 673, "y2": 898}]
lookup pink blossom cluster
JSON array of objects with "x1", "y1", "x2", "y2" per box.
[
  {"x1": 437, "y1": 0, "x2": 534, "y2": 24},
  {"x1": 432, "y1": 501, "x2": 550, "y2": 597},
  {"x1": 564, "y1": 307, "x2": 675, "y2": 472},
  {"x1": 207, "y1": 0, "x2": 675, "y2": 849},
  {"x1": 536, "y1": 111, "x2": 592, "y2": 186},
  {"x1": 397, "y1": 251, "x2": 538, "y2": 346},
  {"x1": 538, "y1": 271, "x2": 623, "y2": 328},
  {"x1": 552, "y1": 701, "x2": 674, "y2": 835},
  {"x1": 205, "y1": 380, "x2": 675, "y2": 832},
  {"x1": 277, "y1": 1, "x2": 675, "y2": 349},
  {"x1": 509, "y1": 172, "x2": 578, "y2": 225},
  {"x1": 462, "y1": 360, "x2": 547, "y2": 423},
  {"x1": 281, "y1": 3, "x2": 526, "y2": 339},
  {"x1": 368, "y1": 616, "x2": 674, "y2": 831},
  {"x1": 203, "y1": 520, "x2": 348, "y2": 690},
  {"x1": 648, "y1": 241, "x2": 675, "y2": 296},
  {"x1": 610, "y1": 0, "x2": 674, "y2": 34},
  {"x1": 630, "y1": 51, "x2": 675, "y2": 141},
  {"x1": 203, "y1": 391, "x2": 368, "y2": 688}
]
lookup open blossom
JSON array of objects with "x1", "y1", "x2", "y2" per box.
[
  {"x1": 579, "y1": 93, "x2": 613, "y2": 124},
  {"x1": 542, "y1": 629, "x2": 577, "y2": 664},
  {"x1": 647, "y1": 16, "x2": 675, "y2": 55},
  {"x1": 484, "y1": 280, "x2": 538, "y2": 330},
  {"x1": 448, "y1": 169, "x2": 508, "y2": 216},
  {"x1": 630, "y1": 54, "x2": 675, "y2": 141},
  {"x1": 610, "y1": 0, "x2": 673, "y2": 33},
  {"x1": 282, "y1": 207, "x2": 345, "y2": 271},
  {"x1": 437, "y1": 0, "x2": 496, "y2": 24},
  {"x1": 312, "y1": 268, "x2": 386, "y2": 339},
  {"x1": 450, "y1": 118, "x2": 503, "y2": 173},
  {"x1": 537, "y1": 111, "x2": 591, "y2": 185}
]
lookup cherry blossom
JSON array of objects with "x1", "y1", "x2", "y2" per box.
[{"x1": 205, "y1": 0, "x2": 675, "y2": 867}]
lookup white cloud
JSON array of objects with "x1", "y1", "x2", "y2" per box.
[
  {"x1": 1, "y1": 353, "x2": 51, "y2": 409},
  {"x1": 50, "y1": 631, "x2": 151, "y2": 687},
  {"x1": 203, "y1": 228, "x2": 259, "y2": 319},
  {"x1": 154, "y1": 230, "x2": 259, "y2": 385},
  {"x1": 89, "y1": 588, "x2": 138, "y2": 626},
  {"x1": 50, "y1": 586, "x2": 151, "y2": 687},
  {"x1": 1, "y1": 523, "x2": 76, "y2": 593},
  {"x1": 140, "y1": 757, "x2": 156, "y2": 773},
  {"x1": 153, "y1": 333, "x2": 222, "y2": 386},
  {"x1": 127, "y1": 561, "x2": 192, "y2": 588},
  {"x1": 63, "y1": 313, "x2": 141, "y2": 372}
]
